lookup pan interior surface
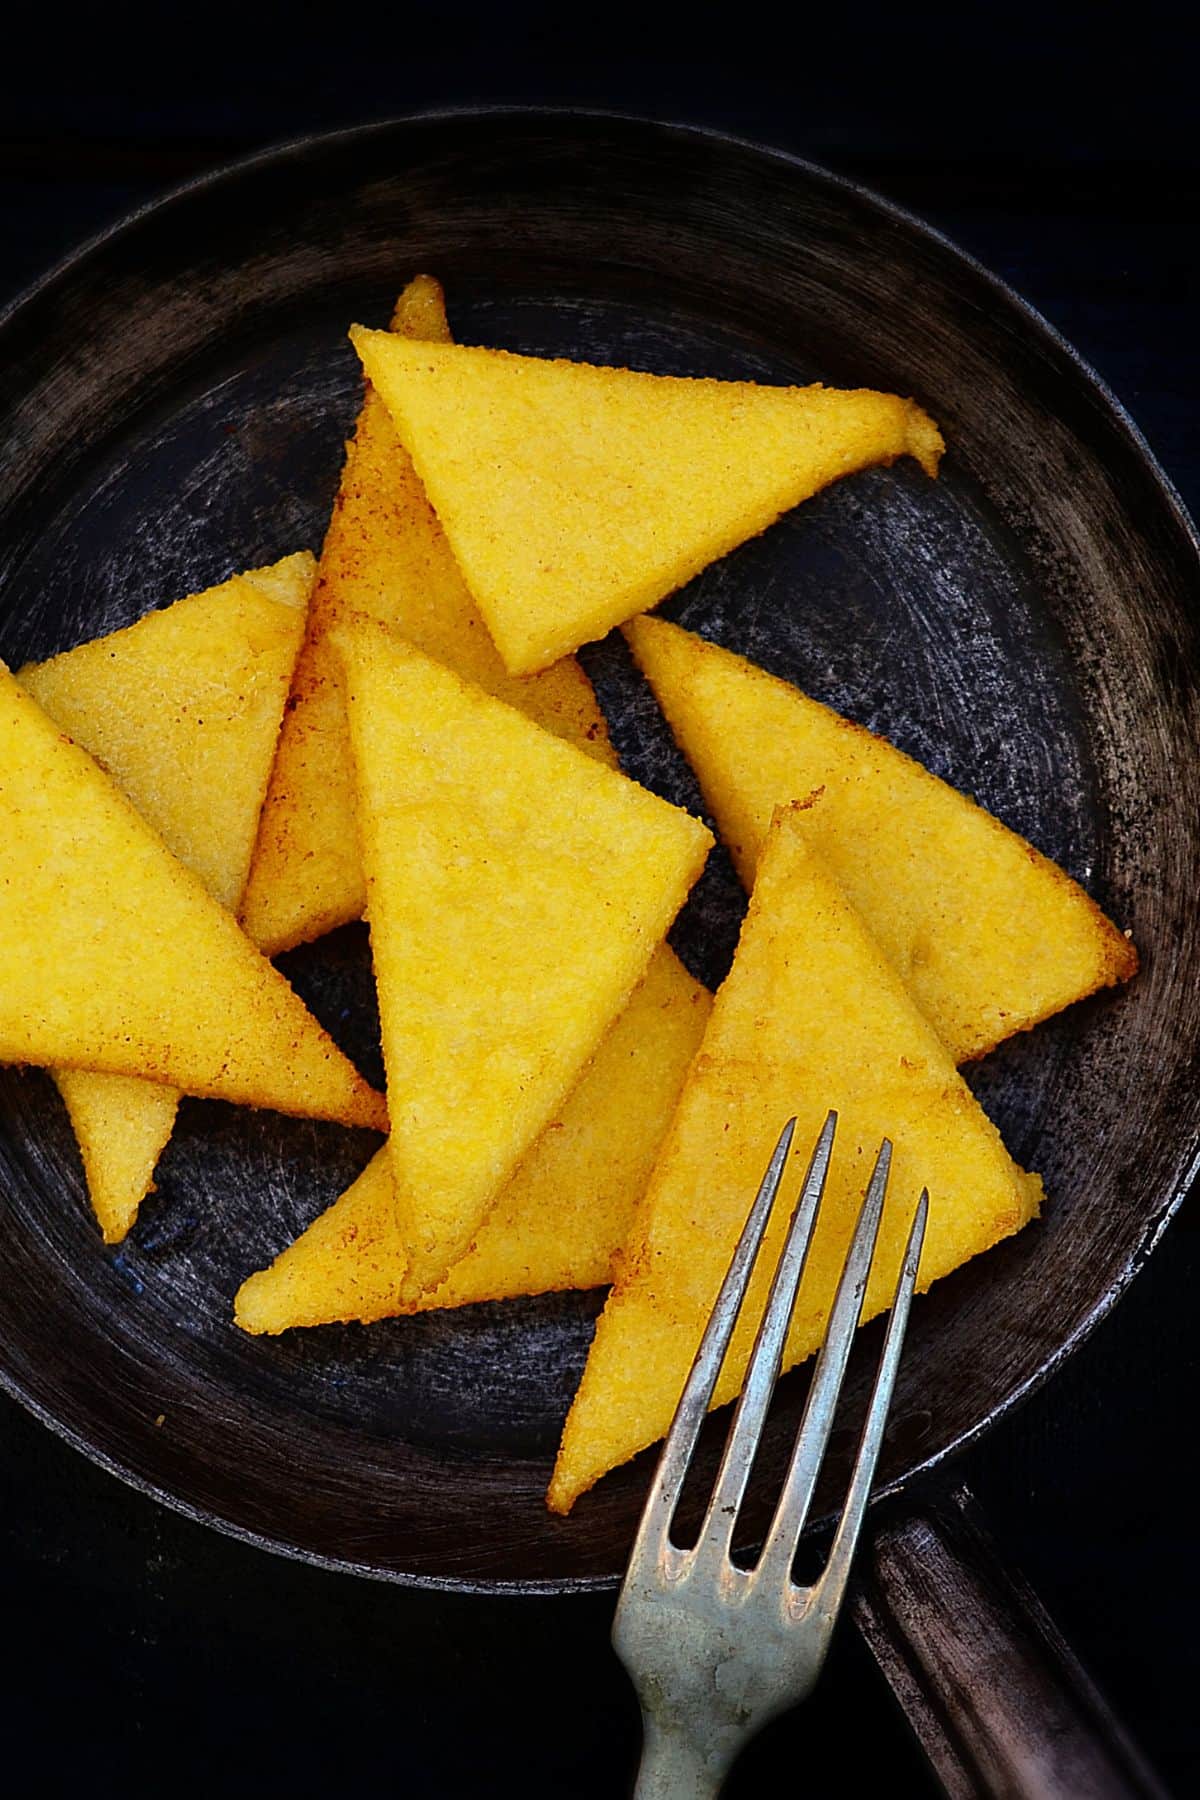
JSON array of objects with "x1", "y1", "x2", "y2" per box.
[{"x1": 0, "y1": 114, "x2": 1197, "y2": 1590}]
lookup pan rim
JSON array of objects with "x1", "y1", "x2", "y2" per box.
[{"x1": 1, "y1": 106, "x2": 1197, "y2": 1595}]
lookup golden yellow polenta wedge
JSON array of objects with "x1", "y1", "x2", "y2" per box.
[
  {"x1": 350, "y1": 327, "x2": 944, "y2": 675},
  {"x1": 50, "y1": 1072, "x2": 181, "y2": 1243},
  {"x1": 625, "y1": 616, "x2": 1137, "y2": 1063},
  {"x1": 234, "y1": 946, "x2": 710, "y2": 1331},
  {"x1": 21, "y1": 555, "x2": 313, "y2": 910},
  {"x1": 0, "y1": 660, "x2": 385, "y2": 1131},
  {"x1": 19, "y1": 553, "x2": 315, "y2": 1239},
  {"x1": 548, "y1": 805, "x2": 1042, "y2": 1513},
  {"x1": 335, "y1": 621, "x2": 712, "y2": 1298},
  {"x1": 240, "y1": 278, "x2": 615, "y2": 956}
]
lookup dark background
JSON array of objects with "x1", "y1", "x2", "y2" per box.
[{"x1": 2, "y1": 5, "x2": 1197, "y2": 1794}]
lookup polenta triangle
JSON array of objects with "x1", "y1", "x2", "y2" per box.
[
  {"x1": 350, "y1": 327, "x2": 944, "y2": 675},
  {"x1": 625, "y1": 616, "x2": 1137, "y2": 1063},
  {"x1": 240, "y1": 278, "x2": 615, "y2": 957},
  {"x1": 334, "y1": 621, "x2": 712, "y2": 1299},
  {"x1": 0, "y1": 658, "x2": 385, "y2": 1132},
  {"x1": 50, "y1": 1070, "x2": 181, "y2": 1244},
  {"x1": 21, "y1": 554, "x2": 314, "y2": 910},
  {"x1": 234, "y1": 946, "x2": 710, "y2": 1331},
  {"x1": 19, "y1": 553, "x2": 315, "y2": 1239},
  {"x1": 548, "y1": 804, "x2": 1042, "y2": 1513}
]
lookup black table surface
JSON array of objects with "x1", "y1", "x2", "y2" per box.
[{"x1": 2, "y1": 28, "x2": 1198, "y2": 1795}]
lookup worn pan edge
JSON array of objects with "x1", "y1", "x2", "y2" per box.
[{"x1": 0, "y1": 108, "x2": 1196, "y2": 1593}]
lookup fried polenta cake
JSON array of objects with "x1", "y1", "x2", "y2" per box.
[
  {"x1": 351, "y1": 327, "x2": 943, "y2": 675},
  {"x1": 0, "y1": 659, "x2": 385, "y2": 1131},
  {"x1": 335, "y1": 621, "x2": 712, "y2": 1298},
  {"x1": 235, "y1": 947, "x2": 709, "y2": 1330},
  {"x1": 549, "y1": 805, "x2": 1041, "y2": 1512},
  {"x1": 20, "y1": 553, "x2": 313, "y2": 1238},
  {"x1": 626, "y1": 615, "x2": 1136, "y2": 1062},
  {"x1": 241, "y1": 280, "x2": 613, "y2": 957}
]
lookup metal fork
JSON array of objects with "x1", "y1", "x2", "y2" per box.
[{"x1": 613, "y1": 1110, "x2": 928, "y2": 1798}]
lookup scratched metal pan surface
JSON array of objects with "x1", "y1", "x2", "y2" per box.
[{"x1": 0, "y1": 112, "x2": 1197, "y2": 1592}]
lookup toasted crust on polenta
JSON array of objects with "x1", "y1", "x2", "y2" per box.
[
  {"x1": 351, "y1": 327, "x2": 943, "y2": 674},
  {"x1": 625, "y1": 615, "x2": 1137, "y2": 1063},
  {"x1": 239, "y1": 278, "x2": 615, "y2": 957},
  {"x1": 335, "y1": 621, "x2": 712, "y2": 1300},
  {"x1": 548, "y1": 805, "x2": 1041, "y2": 1513},
  {"x1": 234, "y1": 946, "x2": 710, "y2": 1331}
]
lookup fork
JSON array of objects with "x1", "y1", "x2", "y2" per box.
[{"x1": 613, "y1": 1110, "x2": 928, "y2": 1798}]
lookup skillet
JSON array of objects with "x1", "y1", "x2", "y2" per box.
[{"x1": 0, "y1": 113, "x2": 1197, "y2": 1614}]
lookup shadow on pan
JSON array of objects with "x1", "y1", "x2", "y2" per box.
[{"x1": 0, "y1": 111, "x2": 1197, "y2": 1592}]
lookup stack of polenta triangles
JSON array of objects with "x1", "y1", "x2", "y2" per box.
[
  {"x1": 16, "y1": 552, "x2": 339, "y2": 1240},
  {"x1": 242, "y1": 278, "x2": 714, "y2": 1310},
  {"x1": 3, "y1": 553, "x2": 387, "y2": 1233},
  {"x1": 0, "y1": 275, "x2": 1136, "y2": 1518}
]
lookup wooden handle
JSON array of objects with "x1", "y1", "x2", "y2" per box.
[{"x1": 851, "y1": 1484, "x2": 1166, "y2": 1799}]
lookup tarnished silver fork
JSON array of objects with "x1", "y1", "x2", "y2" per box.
[{"x1": 613, "y1": 1111, "x2": 928, "y2": 1798}]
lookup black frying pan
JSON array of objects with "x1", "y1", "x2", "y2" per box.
[{"x1": 0, "y1": 117, "x2": 1196, "y2": 1730}]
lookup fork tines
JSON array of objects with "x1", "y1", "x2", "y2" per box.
[{"x1": 630, "y1": 1111, "x2": 928, "y2": 1591}]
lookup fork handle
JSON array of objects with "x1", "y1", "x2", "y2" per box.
[
  {"x1": 852, "y1": 1484, "x2": 1166, "y2": 1799},
  {"x1": 632, "y1": 1716, "x2": 726, "y2": 1799}
]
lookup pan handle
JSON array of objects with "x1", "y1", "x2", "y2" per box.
[{"x1": 850, "y1": 1483, "x2": 1166, "y2": 1799}]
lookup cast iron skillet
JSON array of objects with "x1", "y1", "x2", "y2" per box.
[{"x1": 0, "y1": 118, "x2": 1197, "y2": 1652}]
